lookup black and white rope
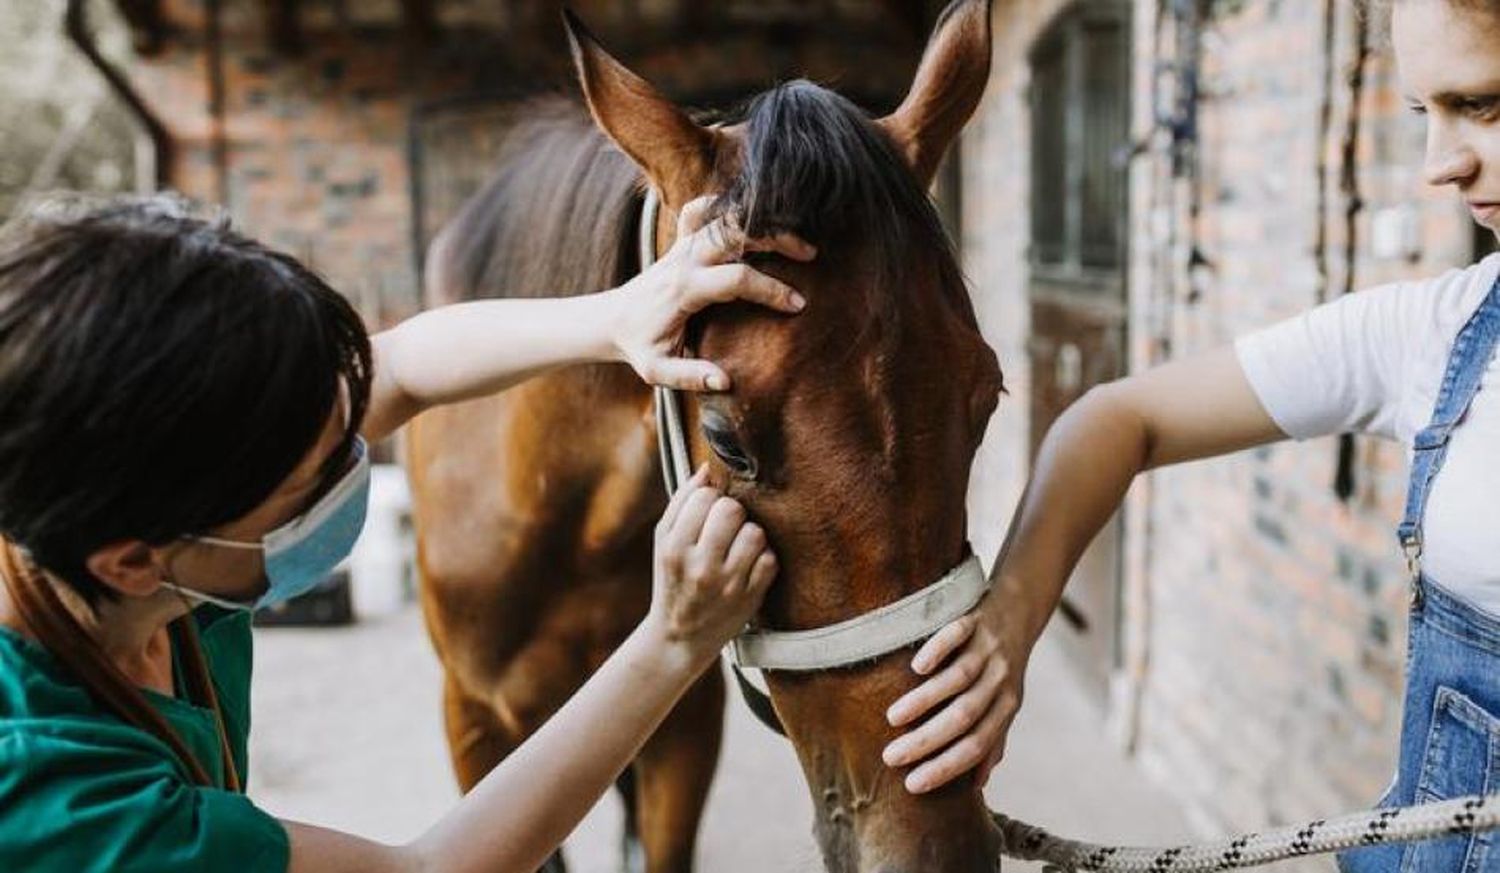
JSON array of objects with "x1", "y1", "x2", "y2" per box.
[{"x1": 993, "y1": 792, "x2": 1500, "y2": 871}]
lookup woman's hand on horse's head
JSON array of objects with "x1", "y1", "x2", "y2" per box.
[
  {"x1": 609, "y1": 195, "x2": 815, "y2": 393},
  {"x1": 879, "y1": 588, "x2": 1034, "y2": 794},
  {"x1": 646, "y1": 464, "x2": 778, "y2": 666}
]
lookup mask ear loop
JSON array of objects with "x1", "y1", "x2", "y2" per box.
[{"x1": 159, "y1": 560, "x2": 244, "y2": 793}]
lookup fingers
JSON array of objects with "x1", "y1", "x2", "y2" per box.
[
  {"x1": 882, "y1": 659, "x2": 1000, "y2": 767},
  {"x1": 741, "y1": 229, "x2": 818, "y2": 262},
  {"x1": 663, "y1": 477, "x2": 721, "y2": 555},
  {"x1": 677, "y1": 213, "x2": 740, "y2": 267},
  {"x1": 644, "y1": 357, "x2": 731, "y2": 393},
  {"x1": 721, "y1": 519, "x2": 768, "y2": 579},
  {"x1": 903, "y1": 700, "x2": 1017, "y2": 794},
  {"x1": 910, "y1": 614, "x2": 979, "y2": 676},
  {"x1": 679, "y1": 212, "x2": 817, "y2": 268},
  {"x1": 696, "y1": 497, "x2": 748, "y2": 564},
  {"x1": 675, "y1": 195, "x2": 716, "y2": 240},
  {"x1": 689, "y1": 264, "x2": 805, "y2": 314},
  {"x1": 886, "y1": 650, "x2": 986, "y2": 728},
  {"x1": 658, "y1": 465, "x2": 709, "y2": 534},
  {"x1": 746, "y1": 550, "x2": 778, "y2": 594}
]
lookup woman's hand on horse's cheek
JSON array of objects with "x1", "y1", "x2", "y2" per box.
[
  {"x1": 910, "y1": 613, "x2": 979, "y2": 676},
  {"x1": 884, "y1": 660, "x2": 1000, "y2": 767},
  {"x1": 905, "y1": 698, "x2": 1016, "y2": 794},
  {"x1": 887, "y1": 652, "x2": 985, "y2": 730}
]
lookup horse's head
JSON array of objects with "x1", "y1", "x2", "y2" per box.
[{"x1": 568, "y1": 3, "x2": 1003, "y2": 870}]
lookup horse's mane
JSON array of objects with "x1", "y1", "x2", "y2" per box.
[
  {"x1": 429, "y1": 96, "x2": 641, "y2": 305},
  {"x1": 431, "y1": 81, "x2": 965, "y2": 331},
  {"x1": 712, "y1": 79, "x2": 967, "y2": 332}
]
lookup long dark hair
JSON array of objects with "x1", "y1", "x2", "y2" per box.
[{"x1": 0, "y1": 194, "x2": 372, "y2": 602}]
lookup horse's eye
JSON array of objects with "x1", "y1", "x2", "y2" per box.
[{"x1": 703, "y1": 426, "x2": 757, "y2": 479}]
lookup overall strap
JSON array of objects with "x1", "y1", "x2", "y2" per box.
[{"x1": 1399, "y1": 274, "x2": 1500, "y2": 575}]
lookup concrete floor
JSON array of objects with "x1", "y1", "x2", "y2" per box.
[{"x1": 247, "y1": 605, "x2": 1201, "y2": 872}]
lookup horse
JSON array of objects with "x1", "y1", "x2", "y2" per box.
[{"x1": 403, "y1": 2, "x2": 1004, "y2": 871}]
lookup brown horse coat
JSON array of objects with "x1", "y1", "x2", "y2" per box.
[{"x1": 408, "y1": 3, "x2": 1002, "y2": 871}]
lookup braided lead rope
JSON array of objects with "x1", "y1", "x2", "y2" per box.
[{"x1": 995, "y1": 792, "x2": 1500, "y2": 871}]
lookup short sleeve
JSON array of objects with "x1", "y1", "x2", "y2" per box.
[
  {"x1": 0, "y1": 727, "x2": 290, "y2": 873},
  {"x1": 1234, "y1": 281, "x2": 1420, "y2": 441}
]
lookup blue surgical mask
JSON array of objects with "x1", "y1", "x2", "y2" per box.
[{"x1": 163, "y1": 437, "x2": 371, "y2": 612}]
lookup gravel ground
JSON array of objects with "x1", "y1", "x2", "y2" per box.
[{"x1": 248, "y1": 605, "x2": 1197, "y2": 872}]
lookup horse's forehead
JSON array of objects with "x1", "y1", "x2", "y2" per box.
[{"x1": 704, "y1": 280, "x2": 944, "y2": 412}]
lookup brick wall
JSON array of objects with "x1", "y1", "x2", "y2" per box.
[
  {"x1": 961, "y1": 0, "x2": 1481, "y2": 850},
  {"x1": 118, "y1": 0, "x2": 936, "y2": 327}
]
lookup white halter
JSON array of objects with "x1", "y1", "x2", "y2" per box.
[{"x1": 638, "y1": 188, "x2": 989, "y2": 674}]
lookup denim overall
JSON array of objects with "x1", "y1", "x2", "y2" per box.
[{"x1": 1339, "y1": 275, "x2": 1500, "y2": 873}]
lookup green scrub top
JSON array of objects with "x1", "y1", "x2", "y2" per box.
[{"x1": 0, "y1": 606, "x2": 290, "y2": 872}]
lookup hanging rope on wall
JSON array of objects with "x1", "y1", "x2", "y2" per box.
[
  {"x1": 1331, "y1": 6, "x2": 1371, "y2": 503},
  {"x1": 1313, "y1": 0, "x2": 1371, "y2": 502}
]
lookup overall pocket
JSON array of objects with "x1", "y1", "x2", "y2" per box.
[{"x1": 1403, "y1": 685, "x2": 1500, "y2": 873}]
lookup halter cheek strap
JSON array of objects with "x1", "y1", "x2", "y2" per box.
[{"x1": 640, "y1": 190, "x2": 693, "y2": 499}]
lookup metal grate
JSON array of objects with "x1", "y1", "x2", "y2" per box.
[{"x1": 1031, "y1": 37, "x2": 1070, "y2": 266}]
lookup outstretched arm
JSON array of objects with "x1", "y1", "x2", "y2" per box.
[
  {"x1": 361, "y1": 198, "x2": 814, "y2": 442},
  {"x1": 283, "y1": 467, "x2": 777, "y2": 873},
  {"x1": 883, "y1": 346, "x2": 1285, "y2": 793}
]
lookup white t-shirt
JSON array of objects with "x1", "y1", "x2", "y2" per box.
[{"x1": 1235, "y1": 254, "x2": 1500, "y2": 615}]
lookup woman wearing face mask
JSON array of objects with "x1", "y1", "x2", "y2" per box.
[
  {"x1": 890, "y1": 1, "x2": 1500, "y2": 870},
  {"x1": 0, "y1": 193, "x2": 812, "y2": 873}
]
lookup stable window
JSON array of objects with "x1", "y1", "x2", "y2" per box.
[{"x1": 1029, "y1": 3, "x2": 1130, "y2": 278}]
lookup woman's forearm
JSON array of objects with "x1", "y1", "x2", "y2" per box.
[
  {"x1": 365, "y1": 294, "x2": 624, "y2": 438},
  {"x1": 358, "y1": 206, "x2": 811, "y2": 443},
  {"x1": 884, "y1": 349, "x2": 1285, "y2": 793},
  {"x1": 991, "y1": 348, "x2": 1284, "y2": 647},
  {"x1": 408, "y1": 619, "x2": 709, "y2": 873},
  {"x1": 990, "y1": 384, "x2": 1149, "y2": 646},
  {"x1": 285, "y1": 623, "x2": 712, "y2": 873}
]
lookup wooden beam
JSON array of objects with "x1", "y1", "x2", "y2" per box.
[
  {"x1": 258, "y1": 0, "x2": 302, "y2": 56},
  {"x1": 65, "y1": 0, "x2": 173, "y2": 188},
  {"x1": 113, "y1": 0, "x2": 167, "y2": 56},
  {"x1": 400, "y1": 0, "x2": 438, "y2": 46}
]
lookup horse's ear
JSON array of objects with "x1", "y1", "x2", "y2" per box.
[
  {"x1": 876, "y1": 0, "x2": 993, "y2": 187},
  {"x1": 563, "y1": 9, "x2": 716, "y2": 203}
]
